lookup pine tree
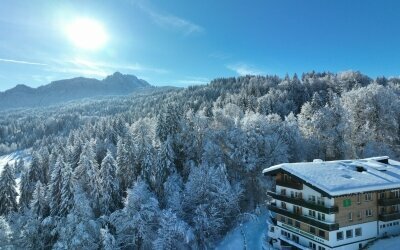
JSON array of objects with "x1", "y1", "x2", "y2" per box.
[
  {"x1": 99, "y1": 151, "x2": 120, "y2": 215},
  {"x1": 60, "y1": 162, "x2": 74, "y2": 217},
  {"x1": 0, "y1": 164, "x2": 18, "y2": 215},
  {"x1": 19, "y1": 167, "x2": 31, "y2": 209},
  {"x1": 74, "y1": 141, "x2": 100, "y2": 215},
  {"x1": 19, "y1": 153, "x2": 46, "y2": 209},
  {"x1": 116, "y1": 135, "x2": 136, "y2": 197},
  {"x1": 49, "y1": 157, "x2": 63, "y2": 217},
  {"x1": 156, "y1": 104, "x2": 181, "y2": 142},
  {"x1": 30, "y1": 181, "x2": 48, "y2": 218}
]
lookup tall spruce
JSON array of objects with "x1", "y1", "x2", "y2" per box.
[{"x1": 0, "y1": 164, "x2": 18, "y2": 215}]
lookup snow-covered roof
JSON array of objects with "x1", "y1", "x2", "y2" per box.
[{"x1": 263, "y1": 156, "x2": 400, "y2": 196}]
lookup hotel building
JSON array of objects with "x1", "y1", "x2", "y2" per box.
[{"x1": 263, "y1": 156, "x2": 400, "y2": 250}]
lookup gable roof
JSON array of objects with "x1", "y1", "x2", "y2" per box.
[{"x1": 263, "y1": 156, "x2": 400, "y2": 197}]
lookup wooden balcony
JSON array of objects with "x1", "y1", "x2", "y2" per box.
[
  {"x1": 379, "y1": 212, "x2": 400, "y2": 222},
  {"x1": 267, "y1": 191, "x2": 338, "y2": 214},
  {"x1": 378, "y1": 197, "x2": 400, "y2": 206},
  {"x1": 276, "y1": 180, "x2": 303, "y2": 190},
  {"x1": 267, "y1": 203, "x2": 339, "y2": 231}
]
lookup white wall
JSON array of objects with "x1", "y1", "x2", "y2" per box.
[
  {"x1": 378, "y1": 220, "x2": 400, "y2": 236},
  {"x1": 277, "y1": 221, "x2": 377, "y2": 250},
  {"x1": 328, "y1": 221, "x2": 377, "y2": 248}
]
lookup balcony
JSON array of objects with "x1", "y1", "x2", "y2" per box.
[
  {"x1": 267, "y1": 191, "x2": 339, "y2": 214},
  {"x1": 267, "y1": 204, "x2": 339, "y2": 231},
  {"x1": 276, "y1": 180, "x2": 303, "y2": 190},
  {"x1": 378, "y1": 197, "x2": 400, "y2": 206},
  {"x1": 379, "y1": 212, "x2": 400, "y2": 222}
]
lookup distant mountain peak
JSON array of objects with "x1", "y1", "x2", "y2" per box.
[{"x1": 103, "y1": 72, "x2": 150, "y2": 88}]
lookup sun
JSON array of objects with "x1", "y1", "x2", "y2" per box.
[{"x1": 66, "y1": 18, "x2": 108, "y2": 50}]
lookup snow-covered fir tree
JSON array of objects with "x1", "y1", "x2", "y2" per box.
[{"x1": 0, "y1": 163, "x2": 18, "y2": 215}]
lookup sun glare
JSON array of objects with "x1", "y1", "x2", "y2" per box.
[{"x1": 66, "y1": 18, "x2": 108, "y2": 50}]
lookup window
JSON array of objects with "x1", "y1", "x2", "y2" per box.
[
  {"x1": 366, "y1": 209, "x2": 373, "y2": 217},
  {"x1": 288, "y1": 218, "x2": 293, "y2": 225},
  {"x1": 280, "y1": 216, "x2": 286, "y2": 223},
  {"x1": 392, "y1": 205, "x2": 399, "y2": 212},
  {"x1": 380, "y1": 207, "x2": 386, "y2": 215},
  {"x1": 319, "y1": 230, "x2": 325, "y2": 238},
  {"x1": 393, "y1": 190, "x2": 400, "y2": 198},
  {"x1": 281, "y1": 202, "x2": 287, "y2": 210},
  {"x1": 292, "y1": 235, "x2": 299, "y2": 243},
  {"x1": 309, "y1": 242, "x2": 316, "y2": 250},
  {"x1": 357, "y1": 193, "x2": 361, "y2": 204},
  {"x1": 317, "y1": 197, "x2": 325, "y2": 206},
  {"x1": 346, "y1": 229, "x2": 353, "y2": 238},
  {"x1": 336, "y1": 231, "x2": 343, "y2": 240},
  {"x1": 309, "y1": 210, "x2": 316, "y2": 218},
  {"x1": 357, "y1": 211, "x2": 362, "y2": 220},
  {"x1": 309, "y1": 195, "x2": 316, "y2": 203},
  {"x1": 291, "y1": 191, "x2": 295, "y2": 198},
  {"x1": 365, "y1": 193, "x2": 372, "y2": 201},
  {"x1": 318, "y1": 212, "x2": 325, "y2": 221},
  {"x1": 295, "y1": 221, "x2": 300, "y2": 228},
  {"x1": 281, "y1": 189, "x2": 286, "y2": 196},
  {"x1": 318, "y1": 246, "x2": 325, "y2": 250},
  {"x1": 294, "y1": 206, "x2": 301, "y2": 215},
  {"x1": 355, "y1": 228, "x2": 362, "y2": 237},
  {"x1": 379, "y1": 192, "x2": 385, "y2": 199},
  {"x1": 348, "y1": 212, "x2": 353, "y2": 221},
  {"x1": 310, "y1": 226, "x2": 316, "y2": 234}
]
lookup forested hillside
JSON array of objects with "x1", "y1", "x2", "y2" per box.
[{"x1": 0, "y1": 71, "x2": 399, "y2": 249}]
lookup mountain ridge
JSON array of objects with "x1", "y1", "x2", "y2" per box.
[{"x1": 0, "y1": 72, "x2": 152, "y2": 110}]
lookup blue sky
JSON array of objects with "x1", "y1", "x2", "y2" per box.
[{"x1": 0, "y1": 0, "x2": 400, "y2": 90}]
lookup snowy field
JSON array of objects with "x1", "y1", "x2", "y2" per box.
[{"x1": 216, "y1": 212, "x2": 271, "y2": 250}]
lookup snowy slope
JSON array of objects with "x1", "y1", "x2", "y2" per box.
[
  {"x1": 368, "y1": 236, "x2": 400, "y2": 249},
  {"x1": 216, "y1": 212, "x2": 271, "y2": 250}
]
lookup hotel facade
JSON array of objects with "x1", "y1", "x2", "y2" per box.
[{"x1": 263, "y1": 156, "x2": 400, "y2": 250}]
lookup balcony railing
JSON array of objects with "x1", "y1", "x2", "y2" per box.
[
  {"x1": 379, "y1": 212, "x2": 400, "y2": 222},
  {"x1": 267, "y1": 204, "x2": 339, "y2": 231},
  {"x1": 267, "y1": 191, "x2": 338, "y2": 214},
  {"x1": 378, "y1": 197, "x2": 400, "y2": 206},
  {"x1": 276, "y1": 180, "x2": 303, "y2": 190}
]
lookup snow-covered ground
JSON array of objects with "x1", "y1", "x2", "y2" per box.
[
  {"x1": 216, "y1": 212, "x2": 271, "y2": 250},
  {"x1": 0, "y1": 150, "x2": 31, "y2": 197},
  {"x1": 0, "y1": 150, "x2": 30, "y2": 173},
  {"x1": 367, "y1": 236, "x2": 400, "y2": 249}
]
